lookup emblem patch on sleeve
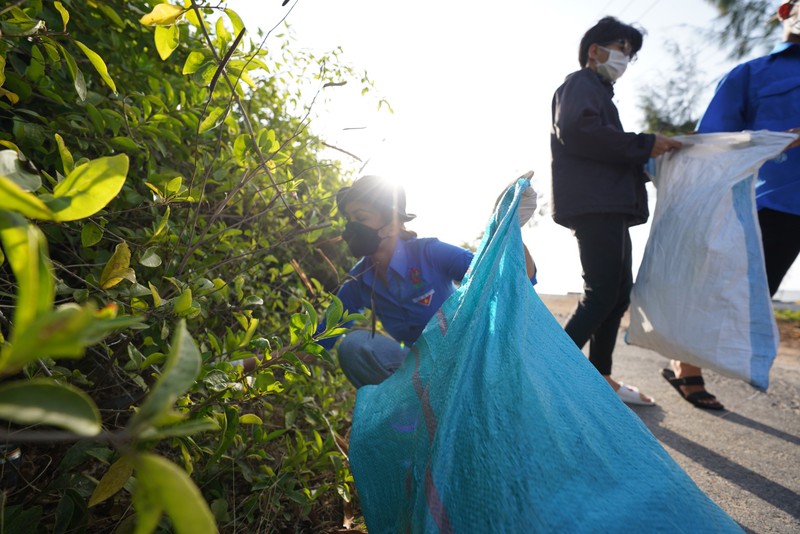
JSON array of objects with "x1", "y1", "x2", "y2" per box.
[{"x1": 412, "y1": 289, "x2": 435, "y2": 306}]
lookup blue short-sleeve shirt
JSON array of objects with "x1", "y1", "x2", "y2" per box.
[
  {"x1": 696, "y1": 42, "x2": 800, "y2": 215},
  {"x1": 318, "y1": 237, "x2": 473, "y2": 349}
]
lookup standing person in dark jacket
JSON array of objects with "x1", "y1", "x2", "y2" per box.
[{"x1": 550, "y1": 16, "x2": 682, "y2": 405}]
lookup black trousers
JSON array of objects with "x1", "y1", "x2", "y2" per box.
[
  {"x1": 758, "y1": 208, "x2": 800, "y2": 297},
  {"x1": 564, "y1": 214, "x2": 633, "y2": 376}
]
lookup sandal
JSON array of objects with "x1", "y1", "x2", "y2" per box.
[{"x1": 660, "y1": 368, "x2": 725, "y2": 410}]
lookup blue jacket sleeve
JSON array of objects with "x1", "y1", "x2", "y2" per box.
[
  {"x1": 696, "y1": 64, "x2": 750, "y2": 133},
  {"x1": 424, "y1": 239, "x2": 473, "y2": 281}
]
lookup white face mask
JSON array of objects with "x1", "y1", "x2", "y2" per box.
[{"x1": 596, "y1": 46, "x2": 630, "y2": 82}]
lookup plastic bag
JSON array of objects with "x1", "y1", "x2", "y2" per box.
[
  {"x1": 629, "y1": 131, "x2": 796, "y2": 390},
  {"x1": 349, "y1": 179, "x2": 741, "y2": 533}
]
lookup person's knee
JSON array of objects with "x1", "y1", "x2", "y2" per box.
[{"x1": 336, "y1": 331, "x2": 405, "y2": 388}]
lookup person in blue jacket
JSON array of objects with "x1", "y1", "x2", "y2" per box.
[
  {"x1": 323, "y1": 174, "x2": 538, "y2": 388},
  {"x1": 664, "y1": 1, "x2": 800, "y2": 409},
  {"x1": 550, "y1": 16, "x2": 682, "y2": 406}
]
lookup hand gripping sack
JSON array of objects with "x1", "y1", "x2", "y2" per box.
[
  {"x1": 349, "y1": 179, "x2": 741, "y2": 533},
  {"x1": 629, "y1": 131, "x2": 797, "y2": 390}
]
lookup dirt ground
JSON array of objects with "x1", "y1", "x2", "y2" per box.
[{"x1": 538, "y1": 293, "x2": 800, "y2": 365}]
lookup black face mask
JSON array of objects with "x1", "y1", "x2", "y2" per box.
[{"x1": 342, "y1": 221, "x2": 384, "y2": 258}]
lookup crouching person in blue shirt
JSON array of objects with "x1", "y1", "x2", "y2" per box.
[{"x1": 322, "y1": 175, "x2": 538, "y2": 388}]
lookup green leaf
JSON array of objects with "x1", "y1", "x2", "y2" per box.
[
  {"x1": 0, "y1": 303, "x2": 142, "y2": 374},
  {"x1": 49, "y1": 154, "x2": 129, "y2": 222},
  {"x1": 182, "y1": 51, "x2": 205, "y2": 75},
  {"x1": 99, "y1": 242, "x2": 134, "y2": 289},
  {"x1": 0, "y1": 150, "x2": 40, "y2": 192},
  {"x1": 128, "y1": 320, "x2": 201, "y2": 431},
  {"x1": 198, "y1": 107, "x2": 224, "y2": 134},
  {"x1": 139, "y1": 4, "x2": 187, "y2": 26},
  {"x1": 225, "y1": 8, "x2": 245, "y2": 36},
  {"x1": 54, "y1": 133, "x2": 75, "y2": 175},
  {"x1": 54, "y1": 2, "x2": 70, "y2": 31},
  {"x1": 89, "y1": 456, "x2": 133, "y2": 507},
  {"x1": 133, "y1": 453, "x2": 216, "y2": 534},
  {"x1": 0, "y1": 212, "x2": 54, "y2": 336},
  {"x1": 81, "y1": 222, "x2": 104, "y2": 247},
  {"x1": 215, "y1": 16, "x2": 231, "y2": 43},
  {"x1": 154, "y1": 25, "x2": 180, "y2": 61},
  {"x1": 149, "y1": 206, "x2": 170, "y2": 241},
  {"x1": 69, "y1": 60, "x2": 86, "y2": 101},
  {"x1": 172, "y1": 288, "x2": 192, "y2": 314},
  {"x1": 74, "y1": 41, "x2": 117, "y2": 93},
  {"x1": 139, "y1": 247, "x2": 162, "y2": 267},
  {"x1": 138, "y1": 418, "x2": 219, "y2": 441},
  {"x1": 109, "y1": 136, "x2": 140, "y2": 152},
  {"x1": 208, "y1": 406, "x2": 238, "y2": 465},
  {"x1": 0, "y1": 379, "x2": 101, "y2": 436}
]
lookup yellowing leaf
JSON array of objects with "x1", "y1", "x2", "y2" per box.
[
  {"x1": 74, "y1": 41, "x2": 117, "y2": 93},
  {"x1": 0, "y1": 379, "x2": 101, "y2": 436},
  {"x1": 140, "y1": 4, "x2": 186, "y2": 26},
  {"x1": 154, "y1": 25, "x2": 180, "y2": 61},
  {"x1": 54, "y1": 133, "x2": 74, "y2": 174},
  {"x1": 100, "y1": 242, "x2": 133, "y2": 289},
  {"x1": 54, "y1": 2, "x2": 69, "y2": 31},
  {"x1": 89, "y1": 456, "x2": 134, "y2": 507},
  {"x1": 239, "y1": 413, "x2": 262, "y2": 425},
  {"x1": 0, "y1": 87, "x2": 19, "y2": 105},
  {"x1": 149, "y1": 282, "x2": 162, "y2": 307},
  {"x1": 0, "y1": 175, "x2": 54, "y2": 220},
  {"x1": 50, "y1": 154, "x2": 129, "y2": 221},
  {"x1": 183, "y1": 0, "x2": 203, "y2": 28}
]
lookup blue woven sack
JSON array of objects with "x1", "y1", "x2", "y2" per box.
[{"x1": 349, "y1": 179, "x2": 742, "y2": 533}]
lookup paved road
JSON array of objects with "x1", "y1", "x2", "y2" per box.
[{"x1": 543, "y1": 295, "x2": 800, "y2": 533}]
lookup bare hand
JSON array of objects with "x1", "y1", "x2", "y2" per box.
[{"x1": 650, "y1": 133, "x2": 683, "y2": 158}]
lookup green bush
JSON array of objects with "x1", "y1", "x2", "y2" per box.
[{"x1": 0, "y1": 1, "x2": 371, "y2": 532}]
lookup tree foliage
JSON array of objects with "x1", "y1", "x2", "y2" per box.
[
  {"x1": 703, "y1": 0, "x2": 782, "y2": 58},
  {"x1": 639, "y1": 42, "x2": 707, "y2": 136},
  {"x1": 0, "y1": 1, "x2": 371, "y2": 532}
]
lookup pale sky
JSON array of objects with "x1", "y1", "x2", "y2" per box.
[{"x1": 235, "y1": 0, "x2": 799, "y2": 297}]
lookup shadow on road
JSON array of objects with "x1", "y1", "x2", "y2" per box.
[
  {"x1": 648, "y1": 425, "x2": 800, "y2": 520},
  {"x1": 711, "y1": 411, "x2": 800, "y2": 447}
]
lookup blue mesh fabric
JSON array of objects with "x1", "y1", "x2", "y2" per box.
[{"x1": 349, "y1": 179, "x2": 742, "y2": 533}]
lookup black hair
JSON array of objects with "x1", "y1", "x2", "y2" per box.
[{"x1": 578, "y1": 16, "x2": 645, "y2": 67}]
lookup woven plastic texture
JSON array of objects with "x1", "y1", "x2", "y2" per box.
[
  {"x1": 349, "y1": 179, "x2": 742, "y2": 533},
  {"x1": 629, "y1": 131, "x2": 796, "y2": 390}
]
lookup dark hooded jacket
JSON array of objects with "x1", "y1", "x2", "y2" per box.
[{"x1": 550, "y1": 68, "x2": 655, "y2": 228}]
